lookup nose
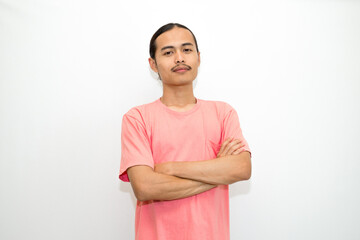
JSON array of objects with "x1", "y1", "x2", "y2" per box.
[{"x1": 175, "y1": 51, "x2": 185, "y2": 64}]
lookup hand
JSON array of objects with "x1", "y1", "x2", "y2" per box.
[
  {"x1": 154, "y1": 162, "x2": 174, "y2": 175},
  {"x1": 217, "y1": 137, "x2": 245, "y2": 158}
]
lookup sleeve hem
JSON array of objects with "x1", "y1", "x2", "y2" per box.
[{"x1": 119, "y1": 163, "x2": 154, "y2": 182}]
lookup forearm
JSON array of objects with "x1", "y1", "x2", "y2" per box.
[
  {"x1": 127, "y1": 166, "x2": 216, "y2": 201},
  {"x1": 162, "y1": 151, "x2": 251, "y2": 185}
]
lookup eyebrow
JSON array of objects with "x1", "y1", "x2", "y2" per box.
[{"x1": 160, "y1": 42, "x2": 194, "y2": 51}]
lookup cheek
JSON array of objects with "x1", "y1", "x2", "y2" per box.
[
  {"x1": 157, "y1": 66, "x2": 168, "y2": 75},
  {"x1": 189, "y1": 56, "x2": 200, "y2": 66},
  {"x1": 158, "y1": 62, "x2": 173, "y2": 73},
  {"x1": 190, "y1": 59, "x2": 200, "y2": 71}
]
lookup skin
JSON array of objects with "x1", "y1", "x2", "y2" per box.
[
  {"x1": 154, "y1": 139, "x2": 251, "y2": 185},
  {"x1": 128, "y1": 138, "x2": 247, "y2": 201},
  {"x1": 148, "y1": 27, "x2": 200, "y2": 111},
  {"x1": 127, "y1": 27, "x2": 251, "y2": 201}
]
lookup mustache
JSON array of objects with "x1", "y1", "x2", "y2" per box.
[{"x1": 171, "y1": 64, "x2": 192, "y2": 71}]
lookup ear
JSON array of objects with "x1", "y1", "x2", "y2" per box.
[
  {"x1": 197, "y1": 51, "x2": 201, "y2": 66},
  {"x1": 148, "y1": 57, "x2": 158, "y2": 73}
]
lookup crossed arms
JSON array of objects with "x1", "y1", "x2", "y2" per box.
[{"x1": 127, "y1": 138, "x2": 251, "y2": 201}]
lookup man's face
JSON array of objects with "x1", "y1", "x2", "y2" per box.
[{"x1": 149, "y1": 27, "x2": 200, "y2": 86}]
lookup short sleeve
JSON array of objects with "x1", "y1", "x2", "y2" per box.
[
  {"x1": 119, "y1": 112, "x2": 154, "y2": 182},
  {"x1": 222, "y1": 104, "x2": 251, "y2": 156}
]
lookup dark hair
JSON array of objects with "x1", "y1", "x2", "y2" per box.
[{"x1": 149, "y1": 23, "x2": 199, "y2": 59}]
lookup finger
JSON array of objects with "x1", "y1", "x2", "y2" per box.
[
  {"x1": 223, "y1": 139, "x2": 242, "y2": 156},
  {"x1": 229, "y1": 142, "x2": 244, "y2": 153},
  {"x1": 218, "y1": 138, "x2": 242, "y2": 157},
  {"x1": 228, "y1": 142, "x2": 244, "y2": 155},
  {"x1": 231, "y1": 148, "x2": 242, "y2": 155},
  {"x1": 218, "y1": 137, "x2": 235, "y2": 157},
  {"x1": 231, "y1": 142, "x2": 247, "y2": 155},
  {"x1": 217, "y1": 137, "x2": 233, "y2": 157}
]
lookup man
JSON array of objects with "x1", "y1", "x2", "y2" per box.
[{"x1": 119, "y1": 23, "x2": 251, "y2": 240}]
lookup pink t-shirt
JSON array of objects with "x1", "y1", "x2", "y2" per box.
[{"x1": 119, "y1": 98, "x2": 251, "y2": 240}]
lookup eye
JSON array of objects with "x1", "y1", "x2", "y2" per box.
[
  {"x1": 164, "y1": 51, "x2": 173, "y2": 56},
  {"x1": 183, "y1": 48, "x2": 193, "y2": 53}
]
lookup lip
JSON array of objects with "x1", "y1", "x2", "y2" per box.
[
  {"x1": 172, "y1": 65, "x2": 191, "y2": 73},
  {"x1": 174, "y1": 68, "x2": 188, "y2": 73}
]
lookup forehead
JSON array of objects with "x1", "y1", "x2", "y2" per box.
[{"x1": 155, "y1": 27, "x2": 195, "y2": 50}]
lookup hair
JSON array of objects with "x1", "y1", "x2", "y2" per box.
[{"x1": 149, "y1": 23, "x2": 199, "y2": 60}]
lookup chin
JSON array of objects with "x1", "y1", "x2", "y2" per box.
[{"x1": 164, "y1": 79, "x2": 194, "y2": 86}]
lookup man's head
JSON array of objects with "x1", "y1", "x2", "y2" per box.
[
  {"x1": 149, "y1": 23, "x2": 199, "y2": 60},
  {"x1": 148, "y1": 23, "x2": 201, "y2": 86}
]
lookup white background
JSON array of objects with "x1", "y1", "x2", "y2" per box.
[{"x1": 1, "y1": 0, "x2": 360, "y2": 239}]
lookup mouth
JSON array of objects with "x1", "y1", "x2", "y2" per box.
[{"x1": 171, "y1": 64, "x2": 191, "y2": 73}]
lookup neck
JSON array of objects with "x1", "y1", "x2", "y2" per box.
[{"x1": 160, "y1": 83, "x2": 196, "y2": 108}]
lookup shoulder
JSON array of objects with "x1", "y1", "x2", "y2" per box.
[
  {"x1": 122, "y1": 99, "x2": 159, "y2": 123},
  {"x1": 199, "y1": 98, "x2": 235, "y2": 115}
]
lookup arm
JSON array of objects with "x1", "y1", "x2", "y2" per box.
[
  {"x1": 157, "y1": 105, "x2": 252, "y2": 185},
  {"x1": 156, "y1": 152, "x2": 251, "y2": 185},
  {"x1": 121, "y1": 114, "x2": 216, "y2": 202},
  {"x1": 155, "y1": 138, "x2": 251, "y2": 185},
  {"x1": 127, "y1": 165, "x2": 216, "y2": 202}
]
